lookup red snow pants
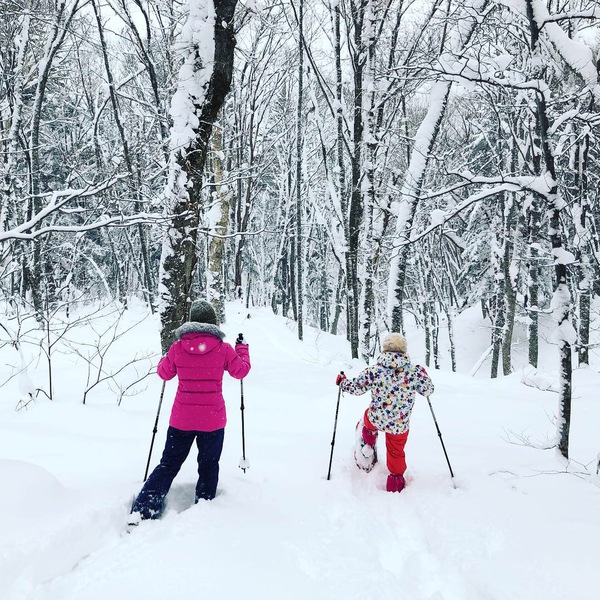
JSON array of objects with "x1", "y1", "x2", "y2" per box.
[{"x1": 363, "y1": 409, "x2": 409, "y2": 475}]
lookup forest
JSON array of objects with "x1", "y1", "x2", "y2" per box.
[{"x1": 1, "y1": 0, "x2": 599, "y2": 459}]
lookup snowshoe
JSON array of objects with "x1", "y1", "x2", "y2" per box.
[
  {"x1": 354, "y1": 420, "x2": 378, "y2": 472},
  {"x1": 126, "y1": 511, "x2": 142, "y2": 533}
]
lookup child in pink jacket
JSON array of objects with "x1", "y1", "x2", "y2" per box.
[{"x1": 130, "y1": 300, "x2": 250, "y2": 521}]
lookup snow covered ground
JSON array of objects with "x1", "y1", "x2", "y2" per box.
[{"x1": 1, "y1": 301, "x2": 599, "y2": 600}]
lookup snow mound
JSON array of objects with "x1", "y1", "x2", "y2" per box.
[
  {"x1": 0, "y1": 459, "x2": 67, "y2": 511},
  {"x1": 520, "y1": 366, "x2": 559, "y2": 392}
]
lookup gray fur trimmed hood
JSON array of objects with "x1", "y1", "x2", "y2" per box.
[{"x1": 173, "y1": 322, "x2": 226, "y2": 341}]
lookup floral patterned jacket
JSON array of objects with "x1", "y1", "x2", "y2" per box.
[{"x1": 341, "y1": 352, "x2": 434, "y2": 434}]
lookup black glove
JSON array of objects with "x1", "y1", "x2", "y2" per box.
[{"x1": 236, "y1": 333, "x2": 245, "y2": 345}]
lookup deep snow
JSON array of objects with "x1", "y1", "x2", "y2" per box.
[{"x1": 1, "y1": 301, "x2": 599, "y2": 600}]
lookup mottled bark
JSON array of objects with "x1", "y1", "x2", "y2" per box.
[
  {"x1": 159, "y1": 0, "x2": 238, "y2": 353},
  {"x1": 295, "y1": 0, "x2": 304, "y2": 341},
  {"x1": 525, "y1": 0, "x2": 572, "y2": 459}
]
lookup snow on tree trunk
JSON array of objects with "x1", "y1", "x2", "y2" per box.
[
  {"x1": 345, "y1": 0, "x2": 367, "y2": 359},
  {"x1": 526, "y1": 0, "x2": 581, "y2": 460},
  {"x1": 525, "y1": 196, "x2": 541, "y2": 368},
  {"x1": 158, "y1": 0, "x2": 237, "y2": 353},
  {"x1": 359, "y1": 0, "x2": 378, "y2": 361},
  {"x1": 1, "y1": 12, "x2": 29, "y2": 237},
  {"x1": 573, "y1": 115, "x2": 594, "y2": 367},
  {"x1": 386, "y1": 0, "x2": 488, "y2": 332},
  {"x1": 332, "y1": 0, "x2": 355, "y2": 353},
  {"x1": 501, "y1": 194, "x2": 520, "y2": 377},
  {"x1": 295, "y1": 0, "x2": 304, "y2": 341},
  {"x1": 387, "y1": 78, "x2": 450, "y2": 333}
]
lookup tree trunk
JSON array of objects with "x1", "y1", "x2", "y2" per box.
[
  {"x1": 333, "y1": 0, "x2": 352, "y2": 349},
  {"x1": 525, "y1": 0, "x2": 573, "y2": 459},
  {"x1": 526, "y1": 197, "x2": 541, "y2": 368},
  {"x1": 501, "y1": 193, "x2": 520, "y2": 376},
  {"x1": 295, "y1": 0, "x2": 304, "y2": 341},
  {"x1": 490, "y1": 292, "x2": 503, "y2": 379},
  {"x1": 388, "y1": 81, "x2": 451, "y2": 334},
  {"x1": 446, "y1": 307, "x2": 457, "y2": 372},
  {"x1": 159, "y1": 0, "x2": 238, "y2": 353},
  {"x1": 424, "y1": 299, "x2": 431, "y2": 368},
  {"x1": 387, "y1": 1, "x2": 487, "y2": 332},
  {"x1": 359, "y1": 0, "x2": 379, "y2": 361},
  {"x1": 281, "y1": 249, "x2": 290, "y2": 317},
  {"x1": 575, "y1": 134, "x2": 592, "y2": 367},
  {"x1": 343, "y1": 0, "x2": 368, "y2": 358},
  {"x1": 207, "y1": 117, "x2": 231, "y2": 324},
  {"x1": 1, "y1": 13, "x2": 29, "y2": 249},
  {"x1": 330, "y1": 270, "x2": 344, "y2": 336}
]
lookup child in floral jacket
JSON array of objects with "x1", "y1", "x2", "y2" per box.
[{"x1": 337, "y1": 333, "x2": 433, "y2": 492}]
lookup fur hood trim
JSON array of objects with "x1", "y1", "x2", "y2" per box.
[{"x1": 174, "y1": 322, "x2": 226, "y2": 341}]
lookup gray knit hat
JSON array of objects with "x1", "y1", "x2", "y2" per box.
[
  {"x1": 382, "y1": 332, "x2": 407, "y2": 353},
  {"x1": 189, "y1": 299, "x2": 218, "y2": 325}
]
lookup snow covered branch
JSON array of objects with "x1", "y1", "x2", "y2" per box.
[
  {"x1": 395, "y1": 172, "x2": 556, "y2": 248},
  {"x1": 0, "y1": 177, "x2": 170, "y2": 243}
]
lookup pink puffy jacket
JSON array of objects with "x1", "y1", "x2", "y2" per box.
[{"x1": 157, "y1": 323, "x2": 251, "y2": 432}]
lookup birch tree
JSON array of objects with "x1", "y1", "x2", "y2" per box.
[{"x1": 387, "y1": 0, "x2": 490, "y2": 333}]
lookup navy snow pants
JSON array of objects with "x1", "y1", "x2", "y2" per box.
[{"x1": 131, "y1": 426, "x2": 225, "y2": 519}]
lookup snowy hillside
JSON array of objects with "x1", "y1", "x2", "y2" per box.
[{"x1": 1, "y1": 302, "x2": 599, "y2": 600}]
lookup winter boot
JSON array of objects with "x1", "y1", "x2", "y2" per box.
[
  {"x1": 386, "y1": 474, "x2": 406, "y2": 493},
  {"x1": 354, "y1": 420, "x2": 378, "y2": 472}
]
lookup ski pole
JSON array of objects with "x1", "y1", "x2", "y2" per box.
[
  {"x1": 237, "y1": 333, "x2": 250, "y2": 473},
  {"x1": 143, "y1": 380, "x2": 166, "y2": 482},
  {"x1": 239, "y1": 378, "x2": 249, "y2": 472},
  {"x1": 327, "y1": 371, "x2": 344, "y2": 480},
  {"x1": 425, "y1": 394, "x2": 456, "y2": 488}
]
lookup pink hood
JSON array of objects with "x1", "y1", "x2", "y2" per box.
[{"x1": 157, "y1": 323, "x2": 251, "y2": 431}]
